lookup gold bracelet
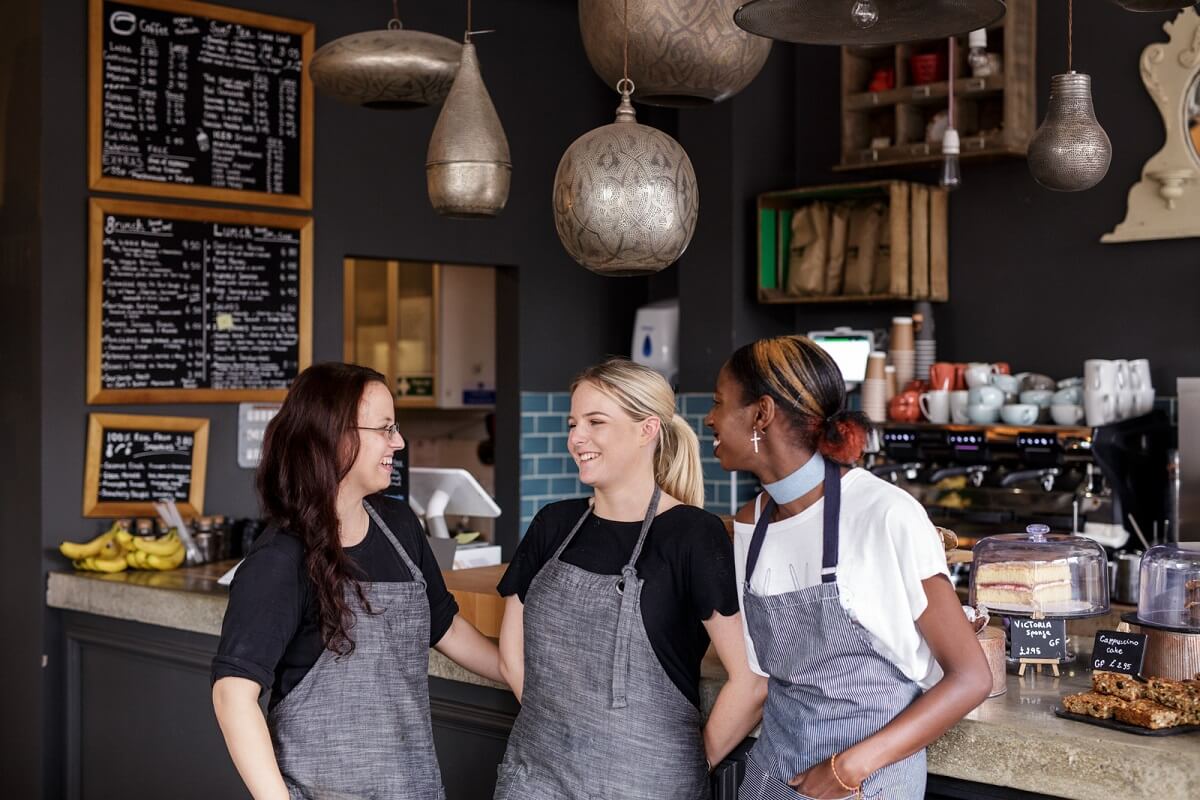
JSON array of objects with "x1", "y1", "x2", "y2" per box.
[{"x1": 829, "y1": 753, "x2": 861, "y2": 796}]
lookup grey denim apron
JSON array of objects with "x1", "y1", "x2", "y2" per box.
[
  {"x1": 267, "y1": 500, "x2": 445, "y2": 800},
  {"x1": 738, "y1": 462, "x2": 925, "y2": 800},
  {"x1": 495, "y1": 487, "x2": 711, "y2": 800}
]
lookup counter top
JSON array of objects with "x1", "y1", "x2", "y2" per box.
[{"x1": 47, "y1": 565, "x2": 1200, "y2": 800}]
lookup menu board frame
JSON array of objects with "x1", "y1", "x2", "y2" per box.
[
  {"x1": 83, "y1": 412, "x2": 210, "y2": 517},
  {"x1": 88, "y1": 0, "x2": 314, "y2": 209},
  {"x1": 87, "y1": 197, "x2": 313, "y2": 403}
]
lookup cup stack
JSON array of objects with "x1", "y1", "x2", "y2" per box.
[
  {"x1": 884, "y1": 365, "x2": 898, "y2": 401},
  {"x1": 913, "y1": 303, "x2": 937, "y2": 387},
  {"x1": 862, "y1": 352, "x2": 887, "y2": 423},
  {"x1": 890, "y1": 317, "x2": 916, "y2": 388}
]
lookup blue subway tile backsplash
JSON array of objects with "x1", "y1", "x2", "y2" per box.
[{"x1": 519, "y1": 392, "x2": 759, "y2": 534}]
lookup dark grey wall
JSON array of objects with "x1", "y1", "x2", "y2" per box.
[{"x1": 0, "y1": 3, "x2": 43, "y2": 796}]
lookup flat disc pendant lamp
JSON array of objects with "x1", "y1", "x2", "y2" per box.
[
  {"x1": 1108, "y1": 1, "x2": 1197, "y2": 11},
  {"x1": 309, "y1": 1, "x2": 461, "y2": 109},
  {"x1": 578, "y1": 0, "x2": 772, "y2": 107},
  {"x1": 1027, "y1": 0, "x2": 1111, "y2": 192},
  {"x1": 553, "y1": 1, "x2": 699, "y2": 275},
  {"x1": 426, "y1": 1, "x2": 511, "y2": 218},
  {"x1": 732, "y1": 0, "x2": 1007, "y2": 46}
]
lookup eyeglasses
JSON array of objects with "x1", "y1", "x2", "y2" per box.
[{"x1": 357, "y1": 423, "x2": 402, "y2": 439}]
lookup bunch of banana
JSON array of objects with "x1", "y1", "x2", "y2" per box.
[{"x1": 60, "y1": 521, "x2": 186, "y2": 573}]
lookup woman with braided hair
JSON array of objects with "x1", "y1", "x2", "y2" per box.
[{"x1": 704, "y1": 336, "x2": 990, "y2": 800}]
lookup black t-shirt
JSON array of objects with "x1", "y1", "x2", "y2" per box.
[
  {"x1": 497, "y1": 499, "x2": 738, "y2": 708},
  {"x1": 211, "y1": 495, "x2": 458, "y2": 710}
]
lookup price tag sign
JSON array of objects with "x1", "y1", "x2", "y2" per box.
[
  {"x1": 1009, "y1": 617, "x2": 1068, "y2": 660},
  {"x1": 1090, "y1": 630, "x2": 1147, "y2": 678}
]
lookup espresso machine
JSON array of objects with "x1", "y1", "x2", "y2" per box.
[{"x1": 865, "y1": 411, "x2": 1176, "y2": 549}]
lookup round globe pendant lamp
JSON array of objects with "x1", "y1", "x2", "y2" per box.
[
  {"x1": 732, "y1": 0, "x2": 1007, "y2": 46},
  {"x1": 1027, "y1": 0, "x2": 1111, "y2": 192},
  {"x1": 553, "y1": 1, "x2": 698, "y2": 274},
  {"x1": 309, "y1": 1, "x2": 461, "y2": 109},
  {"x1": 579, "y1": 0, "x2": 772, "y2": 107}
]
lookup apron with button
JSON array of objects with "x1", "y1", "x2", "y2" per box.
[
  {"x1": 495, "y1": 487, "x2": 711, "y2": 800},
  {"x1": 267, "y1": 500, "x2": 445, "y2": 800},
  {"x1": 738, "y1": 462, "x2": 926, "y2": 800}
]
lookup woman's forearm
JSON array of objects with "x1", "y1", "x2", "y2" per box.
[
  {"x1": 212, "y1": 678, "x2": 289, "y2": 800},
  {"x1": 702, "y1": 673, "x2": 767, "y2": 767},
  {"x1": 434, "y1": 615, "x2": 504, "y2": 683},
  {"x1": 839, "y1": 665, "x2": 991, "y2": 785},
  {"x1": 498, "y1": 595, "x2": 525, "y2": 701}
]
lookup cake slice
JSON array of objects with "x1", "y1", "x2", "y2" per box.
[
  {"x1": 1114, "y1": 698, "x2": 1182, "y2": 730},
  {"x1": 1092, "y1": 671, "x2": 1146, "y2": 702},
  {"x1": 1062, "y1": 691, "x2": 1127, "y2": 719},
  {"x1": 974, "y1": 559, "x2": 1073, "y2": 612}
]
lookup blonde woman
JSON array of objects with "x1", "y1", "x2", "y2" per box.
[{"x1": 495, "y1": 359, "x2": 766, "y2": 800}]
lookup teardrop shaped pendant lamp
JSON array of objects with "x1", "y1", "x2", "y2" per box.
[
  {"x1": 579, "y1": 0, "x2": 772, "y2": 107},
  {"x1": 1027, "y1": 0, "x2": 1111, "y2": 192},
  {"x1": 426, "y1": 2, "x2": 511, "y2": 218},
  {"x1": 553, "y1": 1, "x2": 698, "y2": 274},
  {"x1": 309, "y1": 1, "x2": 461, "y2": 109}
]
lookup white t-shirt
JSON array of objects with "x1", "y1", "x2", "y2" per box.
[{"x1": 733, "y1": 468, "x2": 950, "y2": 690}]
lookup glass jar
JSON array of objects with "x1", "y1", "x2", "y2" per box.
[{"x1": 1136, "y1": 542, "x2": 1200, "y2": 632}]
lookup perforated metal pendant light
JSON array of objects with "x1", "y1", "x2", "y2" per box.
[{"x1": 732, "y1": 0, "x2": 1007, "y2": 46}]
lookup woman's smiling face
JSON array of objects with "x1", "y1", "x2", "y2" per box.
[
  {"x1": 568, "y1": 380, "x2": 654, "y2": 490},
  {"x1": 704, "y1": 364, "x2": 758, "y2": 473}
]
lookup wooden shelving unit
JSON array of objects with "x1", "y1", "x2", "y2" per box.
[{"x1": 837, "y1": 0, "x2": 1036, "y2": 171}]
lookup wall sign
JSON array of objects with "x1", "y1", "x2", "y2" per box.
[
  {"x1": 89, "y1": 0, "x2": 313, "y2": 208},
  {"x1": 84, "y1": 413, "x2": 209, "y2": 517},
  {"x1": 88, "y1": 198, "x2": 312, "y2": 403},
  {"x1": 236, "y1": 402, "x2": 281, "y2": 468}
]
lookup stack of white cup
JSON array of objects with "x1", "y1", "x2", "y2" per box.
[
  {"x1": 1084, "y1": 358, "x2": 1155, "y2": 427},
  {"x1": 862, "y1": 352, "x2": 887, "y2": 423}
]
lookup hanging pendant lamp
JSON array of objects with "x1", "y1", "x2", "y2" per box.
[
  {"x1": 553, "y1": 1, "x2": 698, "y2": 275},
  {"x1": 426, "y1": 5, "x2": 511, "y2": 217},
  {"x1": 309, "y1": 1, "x2": 460, "y2": 109},
  {"x1": 579, "y1": 0, "x2": 772, "y2": 107},
  {"x1": 732, "y1": 0, "x2": 1007, "y2": 46},
  {"x1": 1108, "y1": 1, "x2": 1195, "y2": 11},
  {"x1": 1027, "y1": 1, "x2": 1111, "y2": 192}
]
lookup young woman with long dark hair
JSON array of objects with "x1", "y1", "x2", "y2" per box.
[
  {"x1": 212, "y1": 363, "x2": 501, "y2": 800},
  {"x1": 705, "y1": 337, "x2": 990, "y2": 800}
]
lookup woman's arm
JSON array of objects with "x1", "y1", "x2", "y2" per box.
[
  {"x1": 790, "y1": 574, "x2": 992, "y2": 797},
  {"x1": 433, "y1": 614, "x2": 504, "y2": 684},
  {"x1": 701, "y1": 611, "x2": 768, "y2": 768},
  {"x1": 498, "y1": 595, "x2": 526, "y2": 702},
  {"x1": 212, "y1": 677, "x2": 289, "y2": 800}
]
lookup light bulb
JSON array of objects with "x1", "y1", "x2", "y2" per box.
[
  {"x1": 940, "y1": 128, "x2": 962, "y2": 191},
  {"x1": 850, "y1": 0, "x2": 879, "y2": 30}
]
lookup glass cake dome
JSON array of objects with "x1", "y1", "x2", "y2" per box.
[
  {"x1": 970, "y1": 524, "x2": 1109, "y2": 618},
  {"x1": 1135, "y1": 542, "x2": 1200, "y2": 632}
]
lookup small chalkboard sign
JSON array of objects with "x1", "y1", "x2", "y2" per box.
[
  {"x1": 1009, "y1": 616, "x2": 1068, "y2": 661},
  {"x1": 84, "y1": 413, "x2": 209, "y2": 517},
  {"x1": 88, "y1": 0, "x2": 313, "y2": 208},
  {"x1": 1091, "y1": 630, "x2": 1148, "y2": 678},
  {"x1": 88, "y1": 198, "x2": 312, "y2": 403}
]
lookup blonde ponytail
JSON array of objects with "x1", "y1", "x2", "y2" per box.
[
  {"x1": 657, "y1": 414, "x2": 704, "y2": 508},
  {"x1": 571, "y1": 358, "x2": 705, "y2": 509}
]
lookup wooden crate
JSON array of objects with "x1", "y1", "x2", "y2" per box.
[{"x1": 756, "y1": 180, "x2": 948, "y2": 304}]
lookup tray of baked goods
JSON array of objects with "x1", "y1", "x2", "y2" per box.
[{"x1": 1056, "y1": 671, "x2": 1200, "y2": 736}]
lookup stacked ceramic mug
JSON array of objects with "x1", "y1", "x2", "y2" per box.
[
  {"x1": 862, "y1": 352, "x2": 888, "y2": 423},
  {"x1": 890, "y1": 317, "x2": 915, "y2": 388},
  {"x1": 1084, "y1": 358, "x2": 1155, "y2": 427}
]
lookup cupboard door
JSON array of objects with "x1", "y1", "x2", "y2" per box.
[{"x1": 436, "y1": 265, "x2": 496, "y2": 409}]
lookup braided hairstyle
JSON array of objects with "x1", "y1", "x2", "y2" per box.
[{"x1": 725, "y1": 336, "x2": 873, "y2": 465}]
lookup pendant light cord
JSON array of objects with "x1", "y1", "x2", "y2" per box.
[
  {"x1": 948, "y1": 35, "x2": 955, "y2": 129},
  {"x1": 468, "y1": 0, "x2": 472, "y2": 38},
  {"x1": 623, "y1": 0, "x2": 629, "y2": 83},
  {"x1": 1068, "y1": 0, "x2": 1073, "y2": 72}
]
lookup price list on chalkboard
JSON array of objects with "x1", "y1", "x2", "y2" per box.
[
  {"x1": 91, "y1": 0, "x2": 312, "y2": 206},
  {"x1": 98, "y1": 428, "x2": 195, "y2": 503},
  {"x1": 90, "y1": 199, "x2": 311, "y2": 402}
]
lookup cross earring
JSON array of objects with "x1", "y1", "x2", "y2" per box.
[{"x1": 751, "y1": 429, "x2": 762, "y2": 454}]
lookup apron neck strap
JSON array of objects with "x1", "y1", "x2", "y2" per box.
[
  {"x1": 363, "y1": 499, "x2": 427, "y2": 586},
  {"x1": 745, "y1": 460, "x2": 842, "y2": 586},
  {"x1": 623, "y1": 485, "x2": 661, "y2": 575}
]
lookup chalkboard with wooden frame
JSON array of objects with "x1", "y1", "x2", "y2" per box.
[
  {"x1": 84, "y1": 413, "x2": 210, "y2": 518},
  {"x1": 88, "y1": 0, "x2": 314, "y2": 209},
  {"x1": 88, "y1": 197, "x2": 313, "y2": 403}
]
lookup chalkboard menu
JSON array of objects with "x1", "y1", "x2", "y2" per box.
[
  {"x1": 88, "y1": 0, "x2": 313, "y2": 208},
  {"x1": 84, "y1": 413, "x2": 209, "y2": 517},
  {"x1": 1091, "y1": 630, "x2": 1148, "y2": 678},
  {"x1": 1009, "y1": 617, "x2": 1068, "y2": 660},
  {"x1": 88, "y1": 198, "x2": 312, "y2": 403}
]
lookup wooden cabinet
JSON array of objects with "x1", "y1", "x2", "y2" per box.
[
  {"x1": 837, "y1": 0, "x2": 1035, "y2": 171},
  {"x1": 344, "y1": 260, "x2": 495, "y2": 409}
]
